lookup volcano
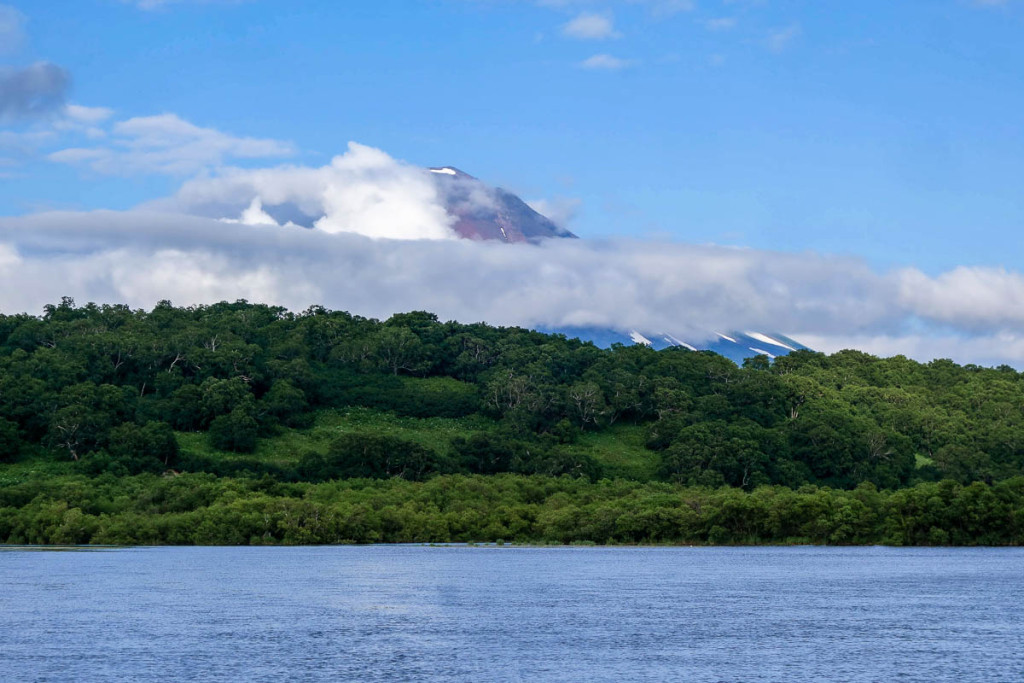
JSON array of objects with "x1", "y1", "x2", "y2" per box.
[
  {"x1": 429, "y1": 167, "x2": 576, "y2": 243},
  {"x1": 440, "y1": 168, "x2": 810, "y2": 363}
]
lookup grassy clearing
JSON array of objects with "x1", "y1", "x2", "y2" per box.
[
  {"x1": 575, "y1": 424, "x2": 657, "y2": 481},
  {"x1": 0, "y1": 458, "x2": 76, "y2": 485},
  {"x1": 176, "y1": 407, "x2": 497, "y2": 467},
  {"x1": 4, "y1": 408, "x2": 659, "y2": 482},
  {"x1": 175, "y1": 407, "x2": 659, "y2": 480},
  {"x1": 915, "y1": 453, "x2": 935, "y2": 469}
]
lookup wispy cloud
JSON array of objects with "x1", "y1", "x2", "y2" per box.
[
  {"x1": 635, "y1": 0, "x2": 695, "y2": 18},
  {"x1": 526, "y1": 196, "x2": 581, "y2": 227},
  {"x1": 64, "y1": 104, "x2": 115, "y2": 125},
  {"x1": 50, "y1": 105, "x2": 115, "y2": 139},
  {"x1": 0, "y1": 104, "x2": 115, "y2": 171},
  {"x1": 579, "y1": 53, "x2": 636, "y2": 70},
  {"x1": 563, "y1": 12, "x2": 620, "y2": 40},
  {"x1": 0, "y1": 4, "x2": 25, "y2": 54},
  {"x1": 527, "y1": 0, "x2": 695, "y2": 19},
  {"x1": 122, "y1": 0, "x2": 249, "y2": 10},
  {"x1": 48, "y1": 113, "x2": 295, "y2": 175},
  {"x1": 765, "y1": 23, "x2": 801, "y2": 53},
  {"x1": 0, "y1": 129, "x2": 56, "y2": 161},
  {"x1": 705, "y1": 17, "x2": 737, "y2": 31}
]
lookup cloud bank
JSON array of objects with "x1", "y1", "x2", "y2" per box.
[
  {"x1": 3, "y1": 204, "x2": 1024, "y2": 366},
  {"x1": 0, "y1": 210, "x2": 874, "y2": 335}
]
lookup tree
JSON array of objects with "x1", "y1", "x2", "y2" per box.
[
  {"x1": 259, "y1": 379, "x2": 309, "y2": 427},
  {"x1": 372, "y1": 327, "x2": 426, "y2": 375},
  {"x1": 108, "y1": 421, "x2": 179, "y2": 471},
  {"x1": 46, "y1": 383, "x2": 132, "y2": 460},
  {"x1": 566, "y1": 381, "x2": 606, "y2": 429},
  {"x1": 299, "y1": 433, "x2": 447, "y2": 481},
  {"x1": 658, "y1": 421, "x2": 767, "y2": 488},
  {"x1": 452, "y1": 432, "x2": 521, "y2": 474},
  {"x1": 208, "y1": 408, "x2": 259, "y2": 453},
  {"x1": 199, "y1": 377, "x2": 253, "y2": 426}
]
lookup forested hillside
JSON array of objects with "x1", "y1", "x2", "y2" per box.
[{"x1": 2, "y1": 298, "x2": 1023, "y2": 545}]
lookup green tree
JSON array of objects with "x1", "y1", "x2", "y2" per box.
[
  {"x1": 259, "y1": 379, "x2": 309, "y2": 427},
  {"x1": 108, "y1": 421, "x2": 179, "y2": 471},
  {"x1": 300, "y1": 433, "x2": 447, "y2": 481},
  {"x1": 208, "y1": 408, "x2": 259, "y2": 453},
  {"x1": 47, "y1": 383, "x2": 132, "y2": 460}
]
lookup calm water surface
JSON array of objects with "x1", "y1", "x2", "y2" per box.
[{"x1": 2, "y1": 546, "x2": 1023, "y2": 682}]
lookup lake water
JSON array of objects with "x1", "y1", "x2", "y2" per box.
[{"x1": 2, "y1": 546, "x2": 1023, "y2": 682}]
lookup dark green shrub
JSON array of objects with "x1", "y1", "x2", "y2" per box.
[{"x1": 0, "y1": 418, "x2": 22, "y2": 462}]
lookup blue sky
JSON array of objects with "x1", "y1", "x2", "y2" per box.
[
  {"x1": 2, "y1": 0, "x2": 1022, "y2": 270},
  {"x1": 3, "y1": 0, "x2": 1024, "y2": 364}
]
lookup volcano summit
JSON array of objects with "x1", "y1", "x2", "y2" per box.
[{"x1": 429, "y1": 167, "x2": 576, "y2": 243}]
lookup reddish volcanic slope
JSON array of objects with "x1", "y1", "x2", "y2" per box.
[{"x1": 430, "y1": 167, "x2": 576, "y2": 243}]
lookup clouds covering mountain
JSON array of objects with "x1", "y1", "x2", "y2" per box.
[
  {"x1": 3, "y1": 143, "x2": 1024, "y2": 367},
  {"x1": 428, "y1": 167, "x2": 575, "y2": 243},
  {"x1": 151, "y1": 143, "x2": 573, "y2": 243}
]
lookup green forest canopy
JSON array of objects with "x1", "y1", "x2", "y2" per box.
[{"x1": 1, "y1": 298, "x2": 1023, "y2": 545}]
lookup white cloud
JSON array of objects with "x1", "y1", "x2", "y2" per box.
[
  {"x1": 563, "y1": 12, "x2": 620, "y2": 40},
  {"x1": 897, "y1": 266, "x2": 1024, "y2": 331},
  {"x1": 130, "y1": 0, "x2": 176, "y2": 7},
  {"x1": 0, "y1": 102, "x2": 118, "y2": 175},
  {"x1": 105, "y1": 247, "x2": 319, "y2": 308},
  {"x1": 579, "y1": 53, "x2": 636, "y2": 70},
  {"x1": 0, "y1": 241, "x2": 20, "y2": 269},
  {"x1": 50, "y1": 104, "x2": 116, "y2": 139},
  {"x1": 0, "y1": 212, "x2": 879, "y2": 338},
  {"x1": 48, "y1": 113, "x2": 295, "y2": 175},
  {"x1": 766, "y1": 24, "x2": 801, "y2": 53},
  {"x1": 122, "y1": 0, "x2": 249, "y2": 10},
  {"x1": 0, "y1": 4, "x2": 25, "y2": 54},
  {"x1": 0, "y1": 128, "x2": 56, "y2": 154},
  {"x1": 527, "y1": 197, "x2": 580, "y2": 227},
  {"x1": 152, "y1": 142, "x2": 459, "y2": 240},
  {"x1": 65, "y1": 104, "x2": 115, "y2": 125},
  {"x1": 631, "y1": 0, "x2": 694, "y2": 18},
  {"x1": 537, "y1": 0, "x2": 693, "y2": 16},
  {"x1": 705, "y1": 17, "x2": 737, "y2": 31},
  {"x1": 219, "y1": 197, "x2": 281, "y2": 226},
  {"x1": 799, "y1": 333, "x2": 1024, "y2": 369}
]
